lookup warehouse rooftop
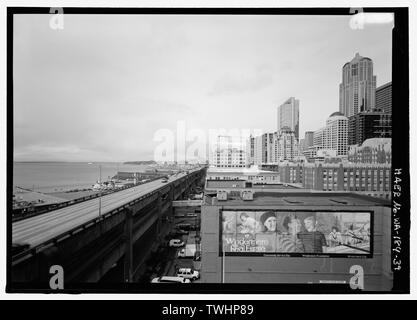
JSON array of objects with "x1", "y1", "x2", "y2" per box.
[{"x1": 204, "y1": 191, "x2": 390, "y2": 207}]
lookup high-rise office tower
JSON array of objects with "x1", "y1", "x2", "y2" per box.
[
  {"x1": 339, "y1": 53, "x2": 377, "y2": 117},
  {"x1": 277, "y1": 97, "x2": 299, "y2": 140},
  {"x1": 325, "y1": 112, "x2": 349, "y2": 156},
  {"x1": 299, "y1": 138, "x2": 306, "y2": 152},
  {"x1": 348, "y1": 111, "x2": 392, "y2": 146},
  {"x1": 304, "y1": 131, "x2": 314, "y2": 149},
  {"x1": 254, "y1": 134, "x2": 268, "y2": 165},
  {"x1": 266, "y1": 132, "x2": 275, "y2": 164},
  {"x1": 312, "y1": 112, "x2": 348, "y2": 157},
  {"x1": 277, "y1": 127, "x2": 299, "y2": 161},
  {"x1": 246, "y1": 135, "x2": 255, "y2": 166},
  {"x1": 313, "y1": 127, "x2": 325, "y2": 150},
  {"x1": 376, "y1": 82, "x2": 392, "y2": 114}
]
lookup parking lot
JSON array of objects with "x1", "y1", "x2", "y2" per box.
[{"x1": 146, "y1": 208, "x2": 202, "y2": 283}]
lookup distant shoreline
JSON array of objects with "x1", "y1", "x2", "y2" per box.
[
  {"x1": 13, "y1": 161, "x2": 125, "y2": 164},
  {"x1": 123, "y1": 161, "x2": 156, "y2": 165}
]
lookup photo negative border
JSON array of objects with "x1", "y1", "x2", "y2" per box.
[{"x1": 6, "y1": 6, "x2": 409, "y2": 294}]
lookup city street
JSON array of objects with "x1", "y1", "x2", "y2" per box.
[{"x1": 148, "y1": 212, "x2": 202, "y2": 283}]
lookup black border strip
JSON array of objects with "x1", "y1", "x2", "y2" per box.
[
  {"x1": 5, "y1": 7, "x2": 407, "y2": 15},
  {"x1": 390, "y1": 8, "x2": 410, "y2": 293},
  {"x1": 6, "y1": 6, "x2": 14, "y2": 295}
]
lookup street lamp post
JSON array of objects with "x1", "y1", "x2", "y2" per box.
[
  {"x1": 89, "y1": 162, "x2": 102, "y2": 219},
  {"x1": 222, "y1": 241, "x2": 226, "y2": 283}
]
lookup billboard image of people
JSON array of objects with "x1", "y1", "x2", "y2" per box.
[
  {"x1": 221, "y1": 211, "x2": 372, "y2": 257},
  {"x1": 236, "y1": 211, "x2": 261, "y2": 234}
]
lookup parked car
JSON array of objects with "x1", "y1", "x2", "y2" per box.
[
  {"x1": 176, "y1": 268, "x2": 200, "y2": 281},
  {"x1": 188, "y1": 224, "x2": 200, "y2": 231},
  {"x1": 193, "y1": 251, "x2": 201, "y2": 261},
  {"x1": 177, "y1": 244, "x2": 197, "y2": 258},
  {"x1": 151, "y1": 276, "x2": 191, "y2": 283},
  {"x1": 176, "y1": 223, "x2": 191, "y2": 230},
  {"x1": 169, "y1": 239, "x2": 185, "y2": 247}
]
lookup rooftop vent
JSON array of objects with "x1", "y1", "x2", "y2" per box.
[
  {"x1": 241, "y1": 190, "x2": 254, "y2": 201},
  {"x1": 217, "y1": 190, "x2": 228, "y2": 201}
]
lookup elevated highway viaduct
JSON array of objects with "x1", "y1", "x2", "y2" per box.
[{"x1": 10, "y1": 167, "x2": 206, "y2": 287}]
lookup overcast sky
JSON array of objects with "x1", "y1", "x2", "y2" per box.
[{"x1": 13, "y1": 14, "x2": 392, "y2": 162}]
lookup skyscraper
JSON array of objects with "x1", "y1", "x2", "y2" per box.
[
  {"x1": 348, "y1": 111, "x2": 392, "y2": 146},
  {"x1": 313, "y1": 127, "x2": 325, "y2": 150},
  {"x1": 304, "y1": 131, "x2": 314, "y2": 149},
  {"x1": 277, "y1": 97, "x2": 299, "y2": 140},
  {"x1": 339, "y1": 53, "x2": 377, "y2": 117},
  {"x1": 254, "y1": 134, "x2": 268, "y2": 165},
  {"x1": 325, "y1": 112, "x2": 349, "y2": 156},
  {"x1": 376, "y1": 82, "x2": 392, "y2": 114},
  {"x1": 246, "y1": 135, "x2": 255, "y2": 166},
  {"x1": 277, "y1": 127, "x2": 299, "y2": 161},
  {"x1": 312, "y1": 113, "x2": 348, "y2": 158}
]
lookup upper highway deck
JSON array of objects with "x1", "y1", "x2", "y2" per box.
[{"x1": 12, "y1": 170, "x2": 200, "y2": 249}]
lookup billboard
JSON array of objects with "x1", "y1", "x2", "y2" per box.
[{"x1": 220, "y1": 210, "x2": 372, "y2": 258}]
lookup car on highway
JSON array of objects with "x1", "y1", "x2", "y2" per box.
[
  {"x1": 151, "y1": 276, "x2": 191, "y2": 283},
  {"x1": 168, "y1": 239, "x2": 185, "y2": 247},
  {"x1": 161, "y1": 178, "x2": 168, "y2": 183},
  {"x1": 176, "y1": 268, "x2": 200, "y2": 281}
]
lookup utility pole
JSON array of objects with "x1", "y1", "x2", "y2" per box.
[
  {"x1": 99, "y1": 164, "x2": 102, "y2": 218},
  {"x1": 123, "y1": 208, "x2": 133, "y2": 283},
  {"x1": 222, "y1": 242, "x2": 225, "y2": 283}
]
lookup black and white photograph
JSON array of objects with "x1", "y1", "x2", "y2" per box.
[{"x1": 4, "y1": 2, "x2": 411, "y2": 297}]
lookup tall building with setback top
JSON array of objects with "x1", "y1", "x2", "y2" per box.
[
  {"x1": 277, "y1": 97, "x2": 299, "y2": 140},
  {"x1": 339, "y1": 53, "x2": 377, "y2": 117}
]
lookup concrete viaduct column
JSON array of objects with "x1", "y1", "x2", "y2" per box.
[{"x1": 123, "y1": 208, "x2": 133, "y2": 283}]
